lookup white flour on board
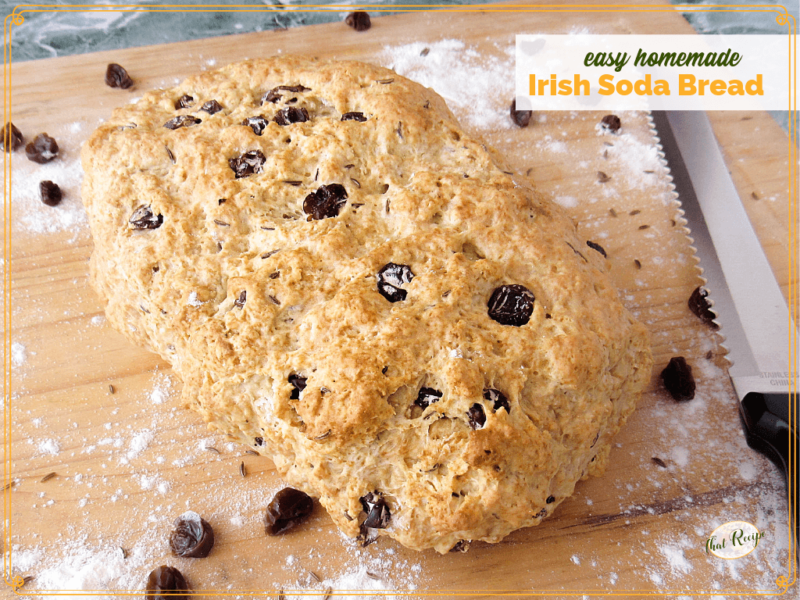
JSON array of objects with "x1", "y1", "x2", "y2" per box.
[
  {"x1": 380, "y1": 39, "x2": 515, "y2": 133},
  {"x1": 9, "y1": 121, "x2": 89, "y2": 238}
]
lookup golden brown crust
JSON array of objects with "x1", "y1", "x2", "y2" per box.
[{"x1": 81, "y1": 57, "x2": 652, "y2": 553}]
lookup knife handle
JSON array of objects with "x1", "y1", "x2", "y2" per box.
[{"x1": 738, "y1": 392, "x2": 797, "y2": 561}]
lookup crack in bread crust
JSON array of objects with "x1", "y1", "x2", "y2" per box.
[{"x1": 81, "y1": 57, "x2": 653, "y2": 553}]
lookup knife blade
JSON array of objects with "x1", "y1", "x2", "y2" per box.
[{"x1": 651, "y1": 110, "x2": 797, "y2": 550}]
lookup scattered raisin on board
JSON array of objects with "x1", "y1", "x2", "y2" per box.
[
  {"x1": 169, "y1": 512, "x2": 215, "y2": 558},
  {"x1": 600, "y1": 114, "x2": 622, "y2": 133},
  {"x1": 25, "y1": 133, "x2": 58, "y2": 164},
  {"x1": 1, "y1": 122, "x2": 23, "y2": 152},
  {"x1": 264, "y1": 487, "x2": 314, "y2": 535},
  {"x1": 39, "y1": 180, "x2": 62, "y2": 206},
  {"x1": 377, "y1": 262, "x2": 414, "y2": 303},
  {"x1": 510, "y1": 99, "x2": 532, "y2": 128},
  {"x1": 688, "y1": 286, "x2": 718, "y2": 329},
  {"x1": 488, "y1": 284, "x2": 535, "y2": 326},
  {"x1": 145, "y1": 565, "x2": 189, "y2": 600},
  {"x1": 105, "y1": 63, "x2": 134, "y2": 89},
  {"x1": 345, "y1": 11, "x2": 371, "y2": 31},
  {"x1": 661, "y1": 356, "x2": 696, "y2": 401}
]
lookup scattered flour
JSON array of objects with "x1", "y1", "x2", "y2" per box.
[
  {"x1": 554, "y1": 195, "x2": 578, "y2": 209},
  {"x1": 148, "y1": 371, "x2": 174, "y2": 405},
  {"x1": 11, "y1": 122, "x2": 89, "y2": 238},
  {"x1": 36, "y1": 438, "x2": 60, "y2": 456},
  {"x1": 126, "y1": 430, "x2": 153, "y2": 460},
  {"x1": 11, "y1": 341, "x2": 28, "y2": 367},
  {"x1": 381, "y1": 39, "x2": 514, "y2": 133}
]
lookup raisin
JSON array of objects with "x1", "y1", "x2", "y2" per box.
[
  {"x1": 169, "y1": 511, "x2": 215, "y2": 558},
  {"x1": 129, "y1": 205, "x2": 163, "y2": 230},
  {"x1": 546, "y1": 495, "x2": 555, "y2": 504},
  {"x1": 488, "y1": 284, "x2": 535, "y2": 326},
  {"x1": 254, "y1": 436, "x2": 264, "y2": 446},
  {"x1": 105, "y1": 63, "x2": 134, "y2": 89},
  {"x1": 483, "y1": 388, "x2": 510, "y2": 413},
  {"x1": 360, "y1": 492, "x2": 390, "y2": 529},
  {"x1": 688, "y1": 286, "x2": 718, "y2": 329},
  {"x1": 467, "y1": 403, "x2": 486, "y2": 430},
  {"x1": 262, "y1": 84, "x2": 311, "y2": 104},
  {"x1": 341, "y1": 112, "x2": 367, "y2": 122},
  {"x1": 1, "y1": 122, "x2": 23, "y2": 152},
  {"x1": 25, "y1": 133, "x2": 58, "y2": 164},
  {"x1": 661, "y1": 356, "x2": 695, "y2": 401},
  {"x1": 200, "y1": 100, "x2": 223, "y2": 114},
  {"x1": 510, "y1": 99, "x2": 532, "y2": 128},
  {"x1": 174, "y1": 94, "x2": 194, "y2": 109},
  {"x1": 303, "y1": 184, "x2": 348, "y2": 220},
  {"x1": 289, "y1": 374, "x2": 307, "y2": 400},
  {"x1": 164, "y1": 115, "x2": 201, "y2": 130},
  {"x1": 263, "y1": 89, "x2": 282, "y2": 104},
  {"x1": 261, "y1": 85, "x2": 311, "y2": 104},
  {"x1": 345, "y1": 11, "x2": 371, "y2": 31},
  {"x1": 414, "y1": 387, "x2": 442, "y2": 409},
  {"x1": 145, "y1": 565, "x2": 189, "y2": 600},
  {"x1": 234, "y1": 290, "x2": 246, "y2": 308},
  {"x1": 242, "y1": 115, "x2": 269, "y2": 136},
  {"x1": 586, "y1": 240, "x2": 607, "y2": 257},
  {"x1": 600, "y1": 114, "x2": 622, "y2": 133},
  {"x1": 274, "y1": 107, "x2": 309, "y2": 126},
  {"x1": 264, "y1": 487, "x2": 314, "y2": 535},
  {"x1": 39, "y1": 181, "x2": 63, "y2": 207},
  {"x1": 377, "y1": 263, "x2": 414, "y2": 303},
  {"x1": 229, "y1": 150, "x2": 266, "y2": 179}
]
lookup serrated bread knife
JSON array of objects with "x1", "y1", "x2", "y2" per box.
[{"x1": 652, "y1": 110, "x2": 797, "y2": 552}]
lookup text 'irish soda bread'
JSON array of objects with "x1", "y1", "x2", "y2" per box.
[{"x1": 81, "y1": 57, "x2": 652, "y2": 553}]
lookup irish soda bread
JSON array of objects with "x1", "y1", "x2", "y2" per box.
[{"x1": 81, "y1": 57, "x2": 652, "y2": 553}]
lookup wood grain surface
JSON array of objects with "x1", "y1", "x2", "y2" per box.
[{"x1": 3, "y1": 1, "x2": 796, "y2": 597}]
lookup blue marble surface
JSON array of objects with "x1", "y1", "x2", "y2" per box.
[{"x1": 2, "y1": 0, "x2": 794, "y2": 131}]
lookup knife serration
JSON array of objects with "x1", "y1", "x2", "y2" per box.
[{"x1": 655, "y1": 111, "x2": 796, "y2": 399}]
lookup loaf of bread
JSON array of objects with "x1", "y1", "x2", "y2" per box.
[{"x1": 81, "y1": 57, "x2": 652, "y2": 553}]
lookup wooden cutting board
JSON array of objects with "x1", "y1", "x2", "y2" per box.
[{"x1": 4, "y1": 1, "x2": 796, "y2": 596}]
